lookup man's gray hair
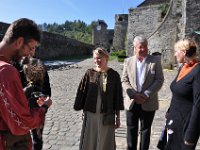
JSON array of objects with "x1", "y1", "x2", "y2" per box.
[{"x1": 133, "y1": 36, "x2": 148, "y2": 46}]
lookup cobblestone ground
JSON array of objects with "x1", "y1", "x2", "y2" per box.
[{"x1": 43, "y1": 58, "x2": 200, "y2": 150}]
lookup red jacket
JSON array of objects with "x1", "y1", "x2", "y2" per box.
[{"x1": 0, "y1": 59, "x2": 45, "y2": 149}]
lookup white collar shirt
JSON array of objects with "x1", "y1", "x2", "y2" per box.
[{"x1": 136, "y1": 57, "x2": 146, "y2": 92}]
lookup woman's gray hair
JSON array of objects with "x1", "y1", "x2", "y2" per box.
[{"x1": 133, "y1": 36, "x2": 148, "y2": 46}]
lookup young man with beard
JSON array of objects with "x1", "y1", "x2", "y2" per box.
[{"x1": 0, "y1": 18, "x2": 52, "y2": 150}]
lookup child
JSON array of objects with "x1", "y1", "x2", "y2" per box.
[{"x1": 23, "y1": 57, "x2": 48, "y2": 150}]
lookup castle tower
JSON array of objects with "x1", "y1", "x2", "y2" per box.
[
  {"x1": 112, "y1": 14, "x2": 128, "y2": 51},
  {"x1": 92, "y1": 20, "x2": 108, "y2": 48},
  {"x1": 92, "y1": 20, "x2": 114, "y2": 51}
]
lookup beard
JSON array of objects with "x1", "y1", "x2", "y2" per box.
[{"x1": 12, "y1": 49, "x2": 22, "y2": 62}]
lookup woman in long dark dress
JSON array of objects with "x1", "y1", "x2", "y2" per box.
[
  {"x1": 165, "y1": 38, "x2": 200, "y2": 150},
  {"x1": 74, "y1": 47, "x2": 124, "y2": 150}
]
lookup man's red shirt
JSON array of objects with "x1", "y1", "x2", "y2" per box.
[{"x1": 0, "y1": 59, "x2": 45, "y2": 149}]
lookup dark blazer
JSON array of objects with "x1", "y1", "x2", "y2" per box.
[
  {"x1": 121, "y1": 55, "x2": 164, "y2": 111},
  {"x1": 74, "y1": 68, "x2": 124, "y2": 113}
]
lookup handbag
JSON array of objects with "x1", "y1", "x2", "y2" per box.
[{"x1": 103, "y1": 113, "x2": 115, "y2": 126}]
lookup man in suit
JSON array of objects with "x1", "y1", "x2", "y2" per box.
[{"x1": 122, "y1": 36, "x2": 164, "y2": 150}]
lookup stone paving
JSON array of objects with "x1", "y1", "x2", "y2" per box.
[{"x1": 42, "y1": 58, "x2": 199, "y2": 150}]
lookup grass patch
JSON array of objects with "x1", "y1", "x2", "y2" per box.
[
  {"x1": 110, "y1": 50, "x2": 127, "y2": 62},
  {"x1": 109, "y1": 55, "x2": 117, "y2": 61}
]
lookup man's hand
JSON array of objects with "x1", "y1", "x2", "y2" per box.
[
  {"x1": 140, "y1": 93, "x2": 149, "y2": 100},
  {"x1": 133, "y1": 93, "x2": 146, "y2": 104}
]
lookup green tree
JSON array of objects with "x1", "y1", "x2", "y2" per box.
[{"x1": 40, "y1": 19, "x2": 94, "y2": 44}]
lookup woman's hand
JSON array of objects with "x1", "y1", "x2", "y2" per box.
[{"x1": 184, "y1": 140, "x2": 195, "y2": 146}]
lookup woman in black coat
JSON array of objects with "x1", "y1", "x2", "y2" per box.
[
  {"x1": 74, "y1": 47, "x2": 124, "y2": 150},
  {"x1": 165, "y1": 38, "x2": 200, "y2": 150}
]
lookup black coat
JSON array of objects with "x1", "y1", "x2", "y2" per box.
[
  {"x1": 74, "y1": 68, "x2": 124, "y2": 113},
  {"x1": 166, "y1": 63, "x2": 200, "y2": 149}
]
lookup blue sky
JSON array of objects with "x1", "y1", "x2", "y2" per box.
[{"x1": 0, "y1": 0, "x2": 144, "y2": 29}]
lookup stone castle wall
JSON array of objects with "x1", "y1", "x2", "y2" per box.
[
  {"x1": 92, "y1": 21, "x2": 114, "y2": 51},
  {"x1": 0, "y1": 22, "x2": 9, "y2": 40},
  {"x1": 147, "y1": 0, "x2": 177, "y2": 68},
  {"x1": 0, "y1": 22, "x2": 94, "y2": 60},
  {"x1": 126, "y1": 0, "x2": 200, "y2": 69},
  {"x1": 112, "y1": 14, "x2": 128, "y2": 51},
  {"x1": 127, "y1": 5, "x2": 163, "y2": 56},
  {"x1": 185, "y1": 0, "x2": 200, "y2": 44},
  {"x1": 126, "y1": 2, "x2": 177, "y2": 68},
  {"x1": 37, "y1": 32, "x2": 93, "y2": 60},
  {"x1": 1, "y1": 0, "x2": 199, "y2": 66}
]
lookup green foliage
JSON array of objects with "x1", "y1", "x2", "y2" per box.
[
  {"x1": 117, "y1": 57, "x2": 125, "y2": 62},
  {"x1": 109, "y1": 55, "x2": 117, "y2": 61},
  {"x1": 158, "y1": 3, "x2": 169, "y2": 18},
  {"x1": 111, "y1": 50, "x2": 126, "y2": 56},
  {"x1": 39, "y1": 19, "x2": 94, "y2": 44},
  {"x1": 110, "y1": 50, "x2": 126, "y2": 62},
  {"x1": 64, "y1": 31, "x2": 92, "y2": 44}
]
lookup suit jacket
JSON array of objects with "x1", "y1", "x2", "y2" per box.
[{"x1": 121, "y1": 55, "x2": 164, "y2": 111}]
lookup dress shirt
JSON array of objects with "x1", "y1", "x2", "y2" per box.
[{"x1": 136, "y1": 57, "x2": 146, "y2": 93}]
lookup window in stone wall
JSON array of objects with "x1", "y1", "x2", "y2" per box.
[
  {"x1": 118, "y1": 17, "x2": 123, "y2": 22},
  {"x1": 109, "y1": 39, "x2": 113, "y2": 45}
]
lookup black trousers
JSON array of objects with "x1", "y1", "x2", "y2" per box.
[
  {"x1": 31, "y1": 127, "x2": 44, "y2": 150},
  {"x1": 126, "y1": 104, "x2": 155, "y2": 150}
]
